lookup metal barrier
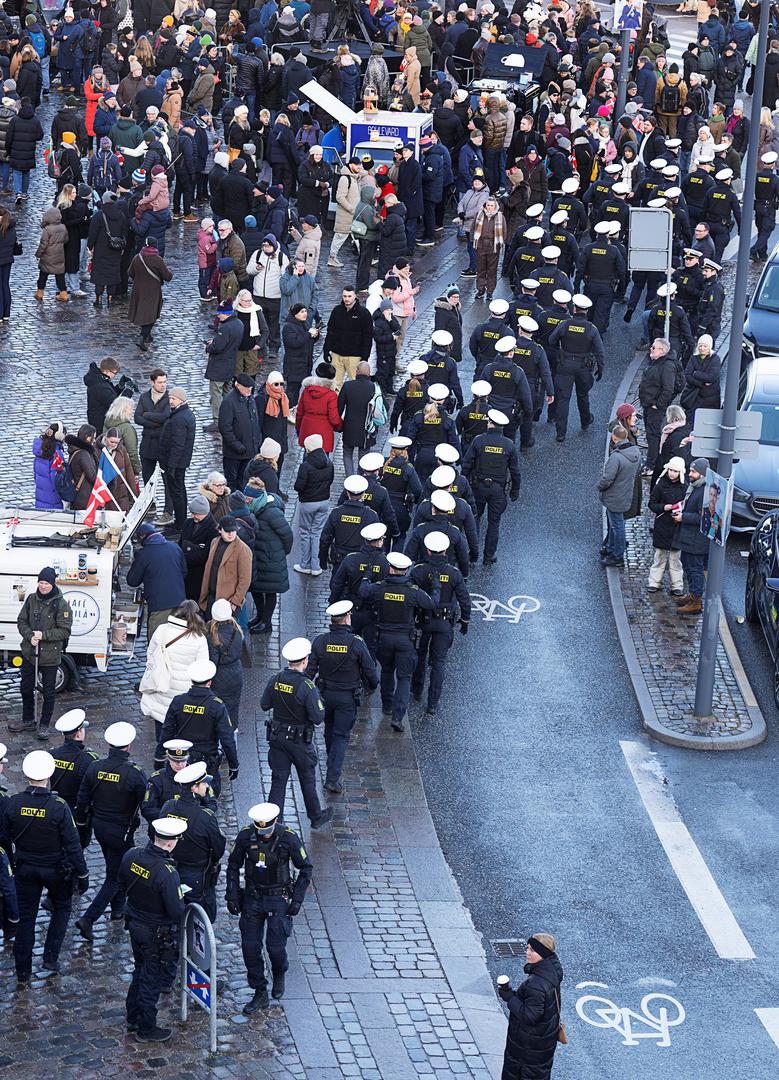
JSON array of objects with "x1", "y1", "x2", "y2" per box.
[{"x1": 179, "y1": 902, "x2": 218, "y2": 1053}]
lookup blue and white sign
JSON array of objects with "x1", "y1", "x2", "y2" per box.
[{"x1": 186, "y1": 958, "x2": 212, "y2": 1013}]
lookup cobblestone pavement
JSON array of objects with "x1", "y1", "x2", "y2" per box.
[
  {"x1": 0, "y1": 92, "x2": 503, "y2": 1078},
  {"x1": 612, "y1": 262, "x2": 764, "y2": 744}
]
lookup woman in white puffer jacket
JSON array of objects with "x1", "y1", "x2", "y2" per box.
[{"x1": 140, "y1": 600, "x2": 209, "y2": 738}]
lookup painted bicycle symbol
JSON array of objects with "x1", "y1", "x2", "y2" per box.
[
  {"x1": 575, "y1": 983, "x2": 686, "y2": 1047},
  {"x1": 469, "y1": 594, "x2": 541, "y2": 623}
]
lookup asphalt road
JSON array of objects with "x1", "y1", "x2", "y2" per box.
[{"x1": 409, "y1": 275, "x2": 779, "y2": 1079}]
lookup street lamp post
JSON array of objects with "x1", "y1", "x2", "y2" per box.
[
  {"x1": 615, "y1": 27, "x2": 632, "y2": 123},
  {"x1": 693, "y1": 0, "x2": 770, "y2": 720}
]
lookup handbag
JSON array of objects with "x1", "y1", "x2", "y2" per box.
[
  {"x1": 102, "y1": 211, "x2": 124, "y2": 250},
  {"x1": 555, "y1": 988, "x2": 568, "y2": 1045},
  {"x1": 13, "y1": 239, "x2": 22, "y2": 256}
]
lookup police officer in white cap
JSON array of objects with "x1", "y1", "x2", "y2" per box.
[
  {"x1": 418, "y1": 330, "x2": 464, "y2": 409},
  {"x1": 414, "y1": 469, "x2": 479, "y2": 563},
  {"x1": 456, "y1": 379, "x2": 492, "y2": 448},
  {"x1": 548, "y1": 295, "x2": 605, "y2": 442},
  {"x1": 143, "y1": 740, "x2": 206, "y2": 827},
  {"x1": 117, "y1": 817, "x2": 188, "y2": 1041},
  {"x1": 319, "y1": 473, "x2": 380, "y2": 570},
  {"x1": 338, "y1": 451, "x2": 399, "y2": 538},
  {"x1": 226, "y1": 802, "x2": 313, "y2": 1012},
  {"x1": 547, "y1": 209, "x2": 580, "y2": 274},
  {"x1": 260, "y1": 638, "x2": 333, "y2": 828},
  {"x1": 462, "y1": 409, "x2": 521, "y2": 565},
  {"x1": 469, "y1": 297, "x2": 510, "y2": 374},
  {"x1": 377, "y1": 438, "x2": 423, "y2": 546},
  {"x1": 576, "y1": 221, "x2": 627, "y2": 333},
  {"x1": 75, "y1": 721, "x2": 148, "y2": 940},
  {"x1": 409, "y1": 531, "x2": 472, "y2": 715},
  {"x1": 644, "y1": 281, "x2": 694, "y2": 358},
  {"x1": 508, "y1": 279, "x2": 544, "y2": 334},
  {"x1": 405, "y1": 490, "x2": 472, "y2": 577},
  {"x1": 698, "y1": 258, "x2": 724, "y2": 340},
  {"x1": 329, "y1": 523, "x2": 390, "y2": 656},
  {"x1": 704, "y1": 166, "x2": 741, "y2": 261},
  {"x1": 0, "y1": 772, "x2": 18, "y2": 939},
  {"x1": 534, "y1": 245, "x2": 573, "y2": 308},
  {"x1": 358, "y1": 552, "x2": 439, "y2": 731},
  {"x1": 513, "y1": 316, "x2": 555, "y2": 449},
  {"x1": 155, "y1": 660, "x2": 238, "y2": 797},
  {"x1": 50, "y1": 709, "x2": 98, "y2": 847},
  {"x1": 160, "y1": 761, "x2": 226, "y2": 921},
  {"x1": 0, "y1": 749, "x2": 88, "y2": 981},
  {"x1": 428, "y1": 442, "x2": 477, "y2": 512},
  {"x1": 673, "y1": 249, "x2": 704, "y2": 335},
  {"x1": 307, "y1": 601, "x2": 379, "y2": 792},
  {"x1": 479, "y1": 335, "x2": 534, "y2": 443},
  {"x1": 390, "y1": 359, "x2": 428, "y2": 436},
  {"x1": 752, "y1": 151, "x2": 779, "y2": 262},
  {"x1": 551, "y1": 176, "x2": 588, "y2": 237},
  {"x1": 405, "y1": 383, "x2": 462, "y2": 483},
  {"x1": 506, "y1": 224, "x2": 546, "y2": 284}
]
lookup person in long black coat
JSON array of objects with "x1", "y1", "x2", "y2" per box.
[
  {"x1": 58, "y1": 187, "x2": 91, "y2": 296},
  {"x1": 648, "y1": 458, "x2": 686, "y2": 594},
  {"x1": 6, "y1": 99, "x2": 43, "y2": 187},
  {"x1": 337, "y1": 364, "x2": 377, "y2": 476},
  {"x1": 372, "y1": 302, "x2": 400, "y2": 394},
  {"x1": 499, "y1": 936, "x2": 564, "y2": 1080},
  {"x1": 218, "y1": 376, "x2": 261, "y2": 490},
  {"x1": 281, "y1": 304, "x2": 314, "y2": 404},
  {"x1": 681, "y1": 337, "x2": 721, "y2": 422},
  {"x1": 87, "y1": 191, "x2": 129, "y2": 305},
  {"x1": 396, "y1": 150, "x2": 423, "y2": 251},
  {"x1": 207, "y1": 600, "x2": 244, "y2": 728},
  {"x1": 651, "y1": 405, "x2": 693, "y2": 489},
  {"x1": 378, "y1": 199, "x2": 408, "y2": 279},
  {"x1": 296, "y1": 148, "x2": 332, "y2": 221},
  {"x1": 179, "y1": 504, "x2": 219, "y2": 600},
  {"x1": 434, "y1": 287, "x2": 463, "y2": 363}
]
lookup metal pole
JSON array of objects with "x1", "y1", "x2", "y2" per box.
[
  {"x1": 664, "y1": 264, "x2": 672, "y2": 341},
  {"x1": 693, "y1": 0, "x2": 769, "y2": 719},
  {"x1": 179, "y1": 902, "x2": 218, "y2": 1054},
  {"x1": 615, "y1": 27, "x2": 632, "y2": 123}
]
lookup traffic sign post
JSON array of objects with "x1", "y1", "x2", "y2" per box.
[
  {"x1": 180, "y1": 903, "x2": 218, "y2": 1053},
  {"x1": 627, "y1": 207, "x2": 674, "y2": 339},
  {"x1": 691, "y1": 408, "x2": 763, "y2": 461}
]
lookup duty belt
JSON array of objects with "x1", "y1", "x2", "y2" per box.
[
  {"x1": 248, "y1": 883, "x2": 289, "y2": 897},
  {"x1": 267, "y1": 721, "x2": 313, "y2": 743}
]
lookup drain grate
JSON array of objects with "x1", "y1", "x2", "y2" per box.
[{"x1": 490, "y1": 939, "x2": 527, "y2": 959}]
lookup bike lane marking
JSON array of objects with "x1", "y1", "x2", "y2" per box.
[
  {"x1": 575, "y1": 982, "x2": 686, "y2": 1048},
  {"x1": 620, "y1": 740, "x2": 756, "y2": 961},
  {"x1": 756, "y1": 1010, "x2": 779, "y2": 1050}
]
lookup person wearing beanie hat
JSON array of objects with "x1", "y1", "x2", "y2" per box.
[
  {"x1": 681, "y1": 333, "x2": 721, "y2": 420},
  {"x1": 10, "y1": 567, "x2": 73, "y2": 737},
  {"x1": 647, "y1": 455, "x2": 686, "y2": 594},
  {"x1": 218, "y1": 362, "x2": 261, "y2": 491},
  {"x1": 434, "y1": 285, "x2": 463, "y2": 363},
  {"x1": 205, "y1": 598, "x2": 245, "y2": 734},
  {"x1": 128, "y1": 234, "x2": 173, "y2": 351},
  {"x1": 179, "y1": 494, "x2": 220, "y2": 601},
  {"x1": 293, "y1": 432, "x2": 334, "y2": 575},
  {"x1": 598, "y1": 422, "x2": 642, "y2": 567},
  {"x1": 669, "y1": 457, "x2": 708, "y2": 613}
]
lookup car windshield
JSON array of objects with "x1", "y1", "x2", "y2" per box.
[
  {"x1": 754, "y1": 265, "x2": 779, "y2": 313},
  {"x1": 748, "y1": 402, "x2": 779, "y2": 446}
]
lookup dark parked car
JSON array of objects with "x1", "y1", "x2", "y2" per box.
[
  {"x1": 743, "y1": 244, "x2": 779, "y2": 369},
  {"x1": 731, "y1": 355, "x2": 779, "y2": 530},
  {"x1": 745, "y1": 508, "x2": 779, "y2": 705}
]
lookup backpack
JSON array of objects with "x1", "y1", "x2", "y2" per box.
[
  {"x1": 365, "y1": 383, "x2": 388, "y2": 437},
  {"x1": 47, "y1": 148, "x2": 64, "y2": 179},
  {"x1": 54, "y1": 460, "x2": 78, "y2": 503},
  {"x1": 672, "y1": 357, "x2": 686, "y2": 398},
  {"x1": 81, "y1": 20, "x2": 98, "y2": 56},
  {"x1": 659, "y1": 81, "x2": 681, "y2": 113},
  {"x1": 29, "y1": 28, "x2": 46, "y2": 57}
]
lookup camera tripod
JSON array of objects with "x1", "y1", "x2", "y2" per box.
[{"x1": 324, "y1": 0, "x2": 374, "y2": 47}]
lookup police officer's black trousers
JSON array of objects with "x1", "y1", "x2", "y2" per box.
[
  {"x1": 13, "y1": 864, "x2": 72, "y2": 977},
  {"x1": 353, "y1": 606, "x2": 378, "y2": 658},
  {"x1": 376, "y1": 631, "x2": 417, "y2": 724},
  {"x1": 752, "y1": 207, "x2": 775, "y2": 259},
  {"x1": 179, "y1": 866, "x2": 217, "y2": 924},
  {"x1": 473, "y1": 481, "x2": 508, "y2": 561},
  {"x1": 411, "y1": 623, "x2": 454, "y2": 709},
  {"x1": 239, "y1": 893, "x2": 292, "y2": 990},
  {"x1": 126, "y1": 920, "x2": 177, "y2": 1034},
  {"x1": 586, "y1": 280, "x2": 615, "y2": 333},
  {"x1": 708, "y1": 221, "x2": 730, "y2": 262},
  {"x1": 554, "y1": 360, "x2": 594, "y2": 439},
  {"x1": 268, "y1": 736, "x2": 323, "y2": 822},
  {"x1": 322, "y1": 687, "x2": 358, "y2": 782},
  {"x1": 84, "y1": 828, "x2": 131, "y2": 923},
  {"x1": 626, "y1": 270, "x2": 662, "y2": 316}
]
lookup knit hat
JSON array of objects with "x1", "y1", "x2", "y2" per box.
[
  {"x1": 132, "y1": 168, "x2": 146, "y2": 184},
  {"x1": 267, "y1": 185, "x2": 282, "y2": 200},
  {"x1": 62, "y1": 131, "x2": 77, "y2": 144},
  {"x1": 217, "y1": 300, "x2": 234, "y2": 314},
  {"x1": 217, "y1": 257, "x2": 235, "y2": 272},
  {"x1": 169, "y1": 386, "x2": 188, "y2": 402},
  {"x1": 304, "y1": 433, "x2": 323, "y2": 452},
  {"x1": 25, "y1": 13, "x2": 35, "y2": 24},
  {"x1": 244, "y1": 214, "x2": 256, "y2": 228},
  {"x1": 99, "y1": 136, "x2": 111, "y2": 149},
  {"x1": 189, "y1": 494, "x2": 210, "y2": 514},
  {"x1": 697, "y1": 334, "x2": 714, "y2": 350},
  {"x1": 662, "y1": 456, "x2": 687, "y2": 480},
  {"x1": 228, "y1": 491, "x2": 248, "y2": 510},
  {"x1": 690, "y1": 457, "x2": 709, "y2": 476},
  {"x1": 38, "y1": 567, "x2": 56, "y2": 585},
  {"x1": 151, "y1": 164, "x2": 165, "y2": 176},
  {"x1": 260, "y1": 437, "x2": 281, "y2": 460},
  {"x1": 380, "y1": 298, "x2": 393, "y2": 312}
]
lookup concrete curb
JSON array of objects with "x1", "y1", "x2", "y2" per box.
[{"x1": 604, "y1": 347, "x2": 767, "y2": 750}]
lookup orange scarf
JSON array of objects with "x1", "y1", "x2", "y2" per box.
[{"x1": 265, "y1": 383, "x2": 290, "y2": 418}]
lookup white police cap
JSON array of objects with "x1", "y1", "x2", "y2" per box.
[
  {"x1": 105, "y1": 721, "x2": 137, "y2": 747},
  {"x1": 489, "y1": 298, "x2": 510, "y2": 315},
  {"x1": 344, "y1": 474, "x2": 369, "y2": 494},
  {"x1": 541, "y1": 245, "x2": 561, "y2": 259},
  {"x1": 327, "y1": 600, "x2": 354, "y2": 617},
  {"x1": 495, "y1": 335, "x2": 517, "y2": 353},
  {"x1": 174, "y1": 761, "x2": 212, "y2": 785},
  {"x1": 663, "y1": 186, "x2": 682, "y2": 199},
  {"x1": 572, "y1": 293, "x2": 592, "y2": 309},
  {"x1": 424, "y1": 531, "x2": 450, "y2": 553},
  {"x1": 649, "y1": 157, "x2": 667, "y2": 170},
  {"x1": 593, "y1": 221, "x2": 611, "y2": 235},
  {"x1": 427, "y1": 383, "x2": 450, "y2": 401},
  {"x1": 189, "y1": 659, "x2": 216, "y2": 684},
  {"x1": 525, "y1": 202, "x2": 544, "y2": 218},
  {"x1": 389, "y1": 435, "x2": 412, "y2": 449},
  {"x1": 23, "y1": 749, "x2": 56, "y2": 781},
  {"x1": 387, "y1": 551, "x2": 412, "y2": 570},
  {"x1": 665, "y1": 138, "x2": 682, "y2": 149},
  {"x1": 763, "y1": 151, "x2": 779, "y2": 164},
  {"x1": 282, "y1": 637, "x2": 312, "y2": 662},
  {"x1": 431, "y1": 490, "x2": 456, "y2": 512},
  {"x1": 164, "y1": 739, "x2": 193, "y2": 757},
  {"x1": 647, "y1": 197, "x2": 667, "y2": 208},
  {"x1": 359, "y1": 451, "x2": 384, "y2": 472},
  {"x1": 703, "y1": 259, "x2": 722, "y2": 272},
  {"x1": 487, "y1": 408, "x2": 510, "y2": 426},
  {"x1": 520, "y1": 278, "x2": 539, "y2": 290},
  {"x1": 430, "y1": 465, "x2": 456, "y2": 489},
  {"x1": 524, "y1": 226, "x2": 544, "y2": 241},
  {"x1": 561, "y1": 177, "x2": 579, "y2": 194},
  {"x1": 604, "y1": 163, "x2": 622, "y2": 175},
  {"x1": 612, "y1": 182, "x2": 630, "y2": 195},
  {"x1": 662, "y1": 164, "x2": 680, "y2": 176},
  {"x1": 407, "y1": 359, "x2": 428, "y2": 376},
  {"x1": 552, "y1": 289, "x2": 572, "y2": 304},
  {"x1": 152, "y1": 817, "x2": 188, "y2": 838},
  {"x1": 361, "y1": 522, "x2": 387, "y2": 541},
  {"x1": 0, "y1": 742, "x2": 7, "y2": 764},
  {"x1": 55, "y1": 708, "x2": 87, "y2": 733},
  {"x1": 518, "y1": 316, "x2": 538, "y2": 333},
  {"x1": 248, "y1": 802, "x2": 280, "y2": 827},
  {"x1": 471, "y1": 380, "x2": 492, "y2": 396},
  {"x1": 656, "y1": 281, "x2": 677, "y2": 297},
  {"x1": 435, "y1": 443, "x2": 460, "y2": 463},
  {"x1": 549, "y1": 209, "x2": 569, "y2": 225},
  {"x1": 607, "y1": 222, "x2": 621, "y2": 235},
  {"x1": 432, "y1": 329, "x2": 453, "y2": 347},
  {"x1": 716, "y1": 167, "x2": 733, "y2": 181}
]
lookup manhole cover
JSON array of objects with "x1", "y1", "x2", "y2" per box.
[{"x1": 490, "y1": 939, "x2": 527, "y2": 958}]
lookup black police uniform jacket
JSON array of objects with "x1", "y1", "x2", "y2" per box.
[
  {"x1": 404, "y1": 519, "x2": 471, "y2": 578},
  {"x1": 51, "y1": 739, "x2": 99, "y2": 809},
  {"x1": 160, "y1": 790, "x2": 226, "y2": 872},
  {"x1": 412, "y1": 496, "x2": 479, "y2": 560},
  {"x1": 118, "y1": 840, "x2": 186, "y2": 927},
  {"x1": 307, "y1": 624, "x2": 379, "y2": 693},
  {"x1": 76, "y1": 747, "x2": 148, "y2": 834},
  {"x1": 156, "y1": 686, "x2": 239, "y2": 771},
  {"x1": 410, "y1": 556, "x2": 471, "y2": 624},
  {"x1": 462, "y1": 432, "x2": 521, "y2": 496},
  {"x1": 0, "y1": 785, "x2": 87, "y2": 877},
  {"x1": 142, "y1": 762, "x2": 218, "y2": 823},
  {"x1": 329, "y1": 544, "x2": 390, "y2": 606},
  {"x1": 338, "y1": 477, "x2": 399, "y2": 537},
  {"x1": 358, "y1": 571, "x2": 440, "y2": 632},
  {"x1": 226, "y1": 822, "x2": 312, "y2": 907},
  {"x1": 319, "y1": 500, "x2": 380, "y2": 568},
  {"x1": 260, "y1": 667, "x2": 325, "y2": 731}
]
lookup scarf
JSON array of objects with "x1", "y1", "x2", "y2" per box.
[
  {"x1": 150, "y1": 387, "x2": 165, "y2": 404},
  {"x1": 238, "y1": 304, "x2": 261, "y2": 338},
  {"x1": 472, "y1": 208, "x2": 504, "y2": 251},
  {"x1": 659, "y1": 417, "x2": 687, "y2": 451},
  {"x1": 264, "y1": 382, "x2": 290, "y2": 418},
  {"x1": 249, "y1": 491, "x2": 268, "y2": 515}
]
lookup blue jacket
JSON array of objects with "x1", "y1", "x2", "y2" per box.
[
  {"x1": 93, "y1": 105, "x2": 119, "y2": 141},
  {"x1": 249, "y1": 495, "x2": 293, "y2": 594},
  {"x1": 126, "y1": 532, "x2": 187, "y2": 613},
  {"x1": 53, "y1": 22, "x2": 85, "y2": 69},
  {"x1": 340, "y1": 62, "x2": 361, "y2": 110},
  {"x1": 730, "y1": 18, "x2": 755, "y2": 55},
  {"x1": 458, "y1": 142, "x2": 483, "y2": 188},
  {"x1": 698, "y1": 16, "x2": 725, "y2": 55},
  {"x1": 321, "y1": 124, "x2": 346, "y2": 165},
  {"x1": 421, "y1": 148, "x2": 444, "y2": 201},
  {"x1": 33, "y1": 438, "x2": 62, "y2": 510},
  {"x1": 397, "y1": 157, "x2": 423, "y2": 218},
  {"x1": 635, "y1": 61, "x2": 658, "y2": 106},
  {"x1": 131, "y1": 208, "x2": 172, "y2": 254},
  {"x1": 430, "y1": 142, "x2": 453, "y2": 186}
]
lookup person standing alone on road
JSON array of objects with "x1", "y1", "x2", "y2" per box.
[{"x1": 498, "y1": 933, "x2": 564, "y2": 1080}]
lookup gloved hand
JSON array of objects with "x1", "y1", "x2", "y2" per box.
[
  {"x1": 498, "y1": 983, "x2": 513, "y2": 1001},
  {"x1": 595, "y1": 366, "x2": 604, "y2": 382},
  {"x1": 510, "y1": 491, "x2": 519, "y2": 502},
  {"x1": 228, "y1": 767, "x2": 239, "y2": 782},
  {"x1": 77, "y1": 874, "x2": 89, "y2": 895},
  {"x1": 3, "y1": 916, "x2": 19, "y2": 939},
  {"x1": 458, "y1": 619, "x2": 469, "y2": 635},
  {"x1": 227, "y1": 898, "x2": 241, "y2": 916},
  {"x1": 287, "y1": 901, "x2": 301, "y2": 917}
]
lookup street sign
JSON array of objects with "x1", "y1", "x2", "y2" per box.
[
  {"x1": 186, "y1": 958, "x2": 212, "y2": 1011},
  {"x1": 691, "y1": 408, "x2": 763, "y2": 460},
  {"x1": 628, "y1": 207, "x2": 673, "y2": 272},
  {"x1": 180, "y1": 903, "x2": 218, "y2": 1052}
]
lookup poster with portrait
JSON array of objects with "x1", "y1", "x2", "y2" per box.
[
  {"x1": 700, "y1": 468, "x2": 733, "y2": 547},
  {"x1": 614, "y1": 0, "x2": 644, "y2": 31}
]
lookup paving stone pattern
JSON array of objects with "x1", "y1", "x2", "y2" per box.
[{"x1": 0, "y1": 92, "x2": 503, "y2": 1078}]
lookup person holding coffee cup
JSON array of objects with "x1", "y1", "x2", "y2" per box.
[{"x1": 498, "y1": 933, "x2": 564, "y2": 1080}]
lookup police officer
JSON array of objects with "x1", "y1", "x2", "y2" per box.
[
  {"x1": 456, "y1": 380, "x2": 492, "y2": 448},
  {"x1": 643, "y1": 281, "x2": 694, "y2": 360},
  {"x1": 507, "y1": 224, "x2": 545, "y2": 285},
  {"x1": 410, "y1": 531, "x2": 471, "y2": 716},
  {"x1": 0, "y1": 745, "x2": 18, "y2": 934},
  {"x1": 0, "y1": 750, "x2": 88, "y2": 981},
  {"x1": 547, "y1": 209, "x2": 580, "y2": 276},
  {"x1": 673, "y1": 249, "x2": 704, "y2": 336},
  {"x1": 260, "y1": 637, "x2": 333, "y2": 828},
  {"x1": 469, "y1": 298, "x2": 510, "y2": 372},
  {"x1": 405, "y1": 490, "x2": 471, "y2": 577},
  {"x1": 576, "y1": 222, "x2": 626, "y2": 333},
  {"x1": 418, "y1": 330, "x2": 464, "y2": 408},
  {"x1": 344, "y1": 451, "x2": 400, "y2": 537},
  {"x1": 462, "y1": 409, "x2": 521, "y2": 566},
  {"x1": 320, "y1": 475, "x2": 381, "y2": 570},
  {"x1": 144, "y1": 739, "x2": 202, "y2": 825},
  {"x1": 681, "y1": 153, "x2": 716, "y2": 228},
  {"x1": 117, "y1": 816, "x2": 187, "y2": 1042},
  {"x1": 703, "y1": 167, "x2": 741, "y2": 262},
  {"x1": 50, "y1": 709, "x2": 98, "y2": 847},
  {"x1": 226, "y1": 802, "x2": 313, "y2": 1013},
  {"x1": 537, "y1": 289, "x2": 572, "y2": 421},
  {"x1": 480, "y1": 336, "x2": 534, "y2": 443},
  {"x1": 663, "y1": 186, "x2": 692, "y2": 261},
  {"x1": 379, "y1": 437, "x2": 423, "y2": 545},
  {"x1": 508, "y1": 278, "x2": 545, "y2": 333},
  {"x1": 751, "y1": 152, "x2": 779, "y2": 262},
  {"x1": 329, "y1": 522, "x2": 389, "y2": 656},
  {"x1": 633, "y1": 158, "x2": 669, "y2": 207},
  {"x1": 698, "y1": 259, "x2": 724, "y2": 340},
  {"x1": 533, "y1": 246, "x2": 574, "y2": 308},
  {"x1": 307, "y1": 600, "x2": 379, "y2": 792},
  {"x1": 514, "y1": 316, "x2": 554, "y2": 449},
  {"x1": 155, "y1": 660, "x2": 239, "y2": 796},
  {"x1": 406, "y1": 384, "x2": 461, "y2": 483},
  {"x1": 583, "y1": 161, "x2": 621, "y2": 222},
  {"x1": 426, "y1": 444, "x2": 477, "y2": 512},
  {"x1": 161, "y1": 760, "x2": 226, "y2": 922},
  {"x1": 413, "y1": 468, "x2": 479, "y2": 562},
  {"x1": 551, "y1": 176, "x2": 588, "y2": 238},
  {"x1": 74, "y1": 721, "x2": 147, "y2": 940},
  {"x1": 548, "y1": 294, "x2": 605, "y2": 443},
  {"x1": 596, "y1": 181, "x2": 631, "y2": 240},
  {"x1": 358, "y1": 551, "x2": 439, "y2": 731},
  {"x1": 389, "y1": 359, "x2": 428, "y2": 435}
]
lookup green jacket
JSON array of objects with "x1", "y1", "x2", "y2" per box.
[{"x1": 17, "y1": 586, "x2": 73, "y2": 666}]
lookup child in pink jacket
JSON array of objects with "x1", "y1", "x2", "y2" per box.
[{"x1": 197, "y1": 216, "x2": 218, "y2": 300}]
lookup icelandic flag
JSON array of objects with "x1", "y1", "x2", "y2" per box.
[
  {"x1": 83, "y1": 449, "x2": 120, "y2": 526},
  {"x1": 52, "y1": 447, "x2": 64, "y2": 472}
]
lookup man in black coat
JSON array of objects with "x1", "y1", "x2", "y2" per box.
[
  {"x1": 84, "y1": 356, "x2": 133, "y2": 431},
  {"x1": 323, "y1": 288, "x2": 374, "y2": 389},
  {"x1": 638, "y1": 339, "x2": 679, "y2": 473},
  {"x1": 218, "y1": 373, "x2": 261, "y2": 490},
  {"x1": 158, "y1": 387, "x2": 196, "y2": 531},
  {"x1": 178, "y1": 494, "x2": 220, "y2": 601},
  {"x1": 338, "y1": 362, "x2": 378, "y2": 477},
  {"x1": 219, "y1": 159, "x2": 260, "y2": 233},
  {"x1": 205, "y1": 304, "x2": 245, "y2": 430},
  {"x1": 50, "y1": 96, "x2": 89, "y2": 154},
  {"x1": 134, "y1": 368, "x2": 171, "y2": 488}
]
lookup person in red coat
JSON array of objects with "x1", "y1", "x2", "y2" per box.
[{"x1": 295, "y1": 361, "x2": 343, "y2": 453}]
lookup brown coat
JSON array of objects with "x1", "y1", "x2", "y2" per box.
[
  {"x1": 68, "y1": 438, "x2": 98, "y2": 510},
  {"x1": 163, "y1": 86, "x2": 183, "y2": 128},
  {"x1": 128, "y1": 248, "x2": 173, "y2": 327},
  {"x1": 199, "y1": 535, "x2": 253, "y2": 610},
  {"x1": 35, "y1": 207, "x2": 68, "y2": 274},
  {"x1": 404, "y1": 55, "x2": 421, "y2": 106},
  {"x1": 96, "y1": 435, "x2": 137, "y2": 511}
]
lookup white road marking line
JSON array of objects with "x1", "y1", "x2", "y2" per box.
[
  {"x1": 620, "y1": 740, "x2": 756, "y2": 961},
  {"x1": 756, "y1": 1009, "x2": 779, "y2": 1050}
]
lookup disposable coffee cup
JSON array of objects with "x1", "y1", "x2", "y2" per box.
[{"x1": 497, "y1": 975, "x2": 510, "y2": 988}]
